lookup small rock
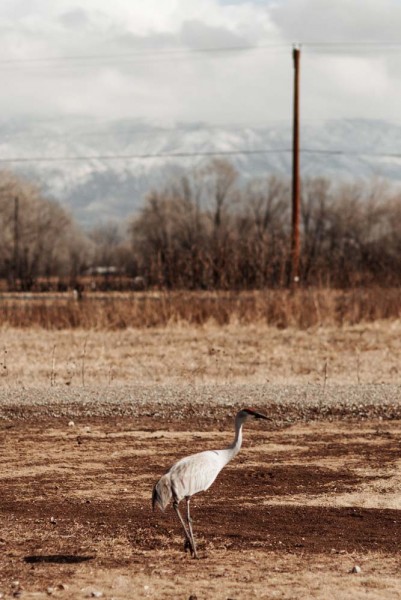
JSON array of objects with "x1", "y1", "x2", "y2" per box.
[
  {"x1": 50, "y1": 517, "x2": 56, "y2": 524},
  {"x1": 91, "y1": 592, "x2": 103, "y2": 598},
  {"x1": 68, "y1": 421, "x2": 75, "y2": 427},
  {"x1": 11, "y1": 582, "x2": 20, "y2": 589},
  {"x1": 350, "y1": 565, "x2": 361, "y2": 574},
  {"x1": 46, "y1": 587, "x2": 54, "y2": 595}
]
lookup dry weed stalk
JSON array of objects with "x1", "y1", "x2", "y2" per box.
[
  {"x1": 81, "y1": 336, "x2": 88, "y2": 387},
  {"x1": 0, "y1": 288, "x2": 399, "y2": 330},
  {"x1": 50, "y1": 344, "x2": 56, "y2": 387}
]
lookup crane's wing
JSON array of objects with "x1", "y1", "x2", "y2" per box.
[{"x1": 168, "y1": 450, "x2": 225, "y2": 502}]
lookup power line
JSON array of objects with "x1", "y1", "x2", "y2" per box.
[
  {"x1": 1, "y1": 40, "x2": 401, "y2": 69},
  {"x1": 0, "y1": 43, "x2": 289, "y2": 67},
  {"x1": 305, "y1": 41, "x2": 401, "y2": 47},
  {"x1": 1, "y1": 147, "x2": 401, "y2": 165},
  {"x1": 0, "y1": 149, "x2": 291, "y2": 163},
  {"x1": 302, "y1": 148, "x2": 401, "y2": 158}
]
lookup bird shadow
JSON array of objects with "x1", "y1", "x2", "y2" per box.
[{"x1": 24, "y1": 554, "x2": 95, "y2": 564}]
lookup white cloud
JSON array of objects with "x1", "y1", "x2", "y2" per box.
[
  {"x1": 272, "y1": 0, "x2": 401, "y2": 43},
  {"x1": 0, "y1": 0, "x2": 400, "y2": 126}
]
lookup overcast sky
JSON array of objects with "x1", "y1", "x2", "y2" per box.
[{"x1": 0, "y1": 0, "x2": 400, "y2": 128}]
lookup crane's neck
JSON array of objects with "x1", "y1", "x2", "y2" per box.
[{"x1": 220, "y1": 415, "x2": 245, "y2": 465}]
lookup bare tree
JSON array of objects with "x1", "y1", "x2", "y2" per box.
[
  {"x1": 89, "y1": 222, "x2": 127, "y2": 267},
  {"x1": 301, "y1": 177, "x2": 332, "y2": 282},
  {"x1": 235, "y1": 176, "x2": 290, "y2": 287},
  {"x1": 0, "y1": 170, "x2": 90, "y2": 289},
  {"x1": 128, "y1": 167, "x2": 401, "y2": 290}
]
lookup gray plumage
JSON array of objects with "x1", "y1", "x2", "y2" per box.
[{"x1": 152, "y1": 407, "x2": 269, "y2": 558}]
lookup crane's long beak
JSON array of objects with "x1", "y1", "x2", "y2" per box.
[{"x1": 254, "y1": 411, "x2": 270, "y2": 420}]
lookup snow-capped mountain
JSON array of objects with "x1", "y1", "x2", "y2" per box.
[{"x1": 1, "y1": 117, "x2": 401, "y2": 227}]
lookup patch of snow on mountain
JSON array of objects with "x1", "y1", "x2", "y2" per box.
[{"x1": 0, "y1": 117, "x2": 400, "y2": 226}]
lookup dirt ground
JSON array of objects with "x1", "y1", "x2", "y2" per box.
[
  {"x1": 2, "y1": 414, "x2": 401, "y2": 599},
  {"x1": 1, "y1": 320, "x2": 400, "y2": 598}
]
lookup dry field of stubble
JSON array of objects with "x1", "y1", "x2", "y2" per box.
[
  {"x1": 1, "y1": 319, "x2": 400, "y2": 387},
  {"x1": 1, "y1": 320, "x2": 401, "y2": 599}
]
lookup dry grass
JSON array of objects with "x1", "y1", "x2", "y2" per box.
[
  {"x1": 1, "y1": 319, "x2": 400, "y2": 388},
  {"x1": 0, "y1": 287, "x2": 400, "y2": 330}
]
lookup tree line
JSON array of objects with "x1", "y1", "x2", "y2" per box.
[{"x1": 0, "y1": 161, "x2": 400, "y2": 291}]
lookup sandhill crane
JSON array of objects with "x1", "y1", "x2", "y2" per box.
[{"x1": 152, "y1": 407, "x2": 268, "y2": 558}]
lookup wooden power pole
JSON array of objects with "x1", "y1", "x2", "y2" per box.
[
  {"x1": 13, "y1": 196, "x2": 19, "y2": 289},
  {"x1": 291, "y1": 46, "x2": 301, "y2": 286}
]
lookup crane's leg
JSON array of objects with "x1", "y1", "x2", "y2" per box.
[
  {"x1": 173, "y1": 501, "x2": 195, "y2": 556},
  {"x1": 185, "y1": 497, "x2": 198, "y2": 559}
]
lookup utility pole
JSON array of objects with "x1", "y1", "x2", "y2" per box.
[
  {"x1": 13, "y1": 196, "x2": 19, "y2": 290},
  {"x1": 291, "y1": 46, "x2": 301, "y2": 287}
]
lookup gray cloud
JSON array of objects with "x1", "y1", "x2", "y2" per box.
[
  {"x1": 272, "y1": 0, "x2": 401, "y2": 43},
  {"x1": 180, "y1": 19, "x2": 248, "y2": 48},
  {"x1": 0, "y1": 0, "x2": 400, "y2": 127},
  {"x1": 59, "y1": 8, "x2": 91, "y2": 29}
]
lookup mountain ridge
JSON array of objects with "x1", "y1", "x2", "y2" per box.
[{"x1": 1, "y1": 117, "x2": 401, "y2": 227}]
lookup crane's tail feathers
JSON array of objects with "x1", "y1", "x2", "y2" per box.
[{"x1": 152, "y1": 475, "x2": 172, "y2": 511}]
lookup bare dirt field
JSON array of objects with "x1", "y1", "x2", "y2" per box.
[
  {"x1": 2, "y1": 412, "x2": 401, "y2": 600},
  {"x1": 1, "y1": 321, "x2": 401, "y2": 599}
]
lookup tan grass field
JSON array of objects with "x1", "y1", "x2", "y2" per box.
[{"x1": 1, "y1": 319, "x2": 400, "y2": 387}]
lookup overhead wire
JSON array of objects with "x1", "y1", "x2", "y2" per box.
[
  {"x1": 0, "y1": 40, "x2": 401, "y2": 70},
  {"x1": 1, "y1": 147, "x2": 401, "y2": 165},
  {"x1": 0, "y1": 43, "x2": 289, "y2": 65},
  {"x1": 0, "y1": 43, "x2": 289, "y2": 72},
  {"x1": 0, "y1": 42, "x2": 400, "y2": 164}
]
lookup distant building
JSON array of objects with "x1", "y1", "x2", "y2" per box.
[{"x1": 86, "y1": 266, "x2": 119, "y2": 276}]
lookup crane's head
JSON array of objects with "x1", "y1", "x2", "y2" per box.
[{"x1": 238, "y1": 407, "x2": 269, "y2": 422}]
